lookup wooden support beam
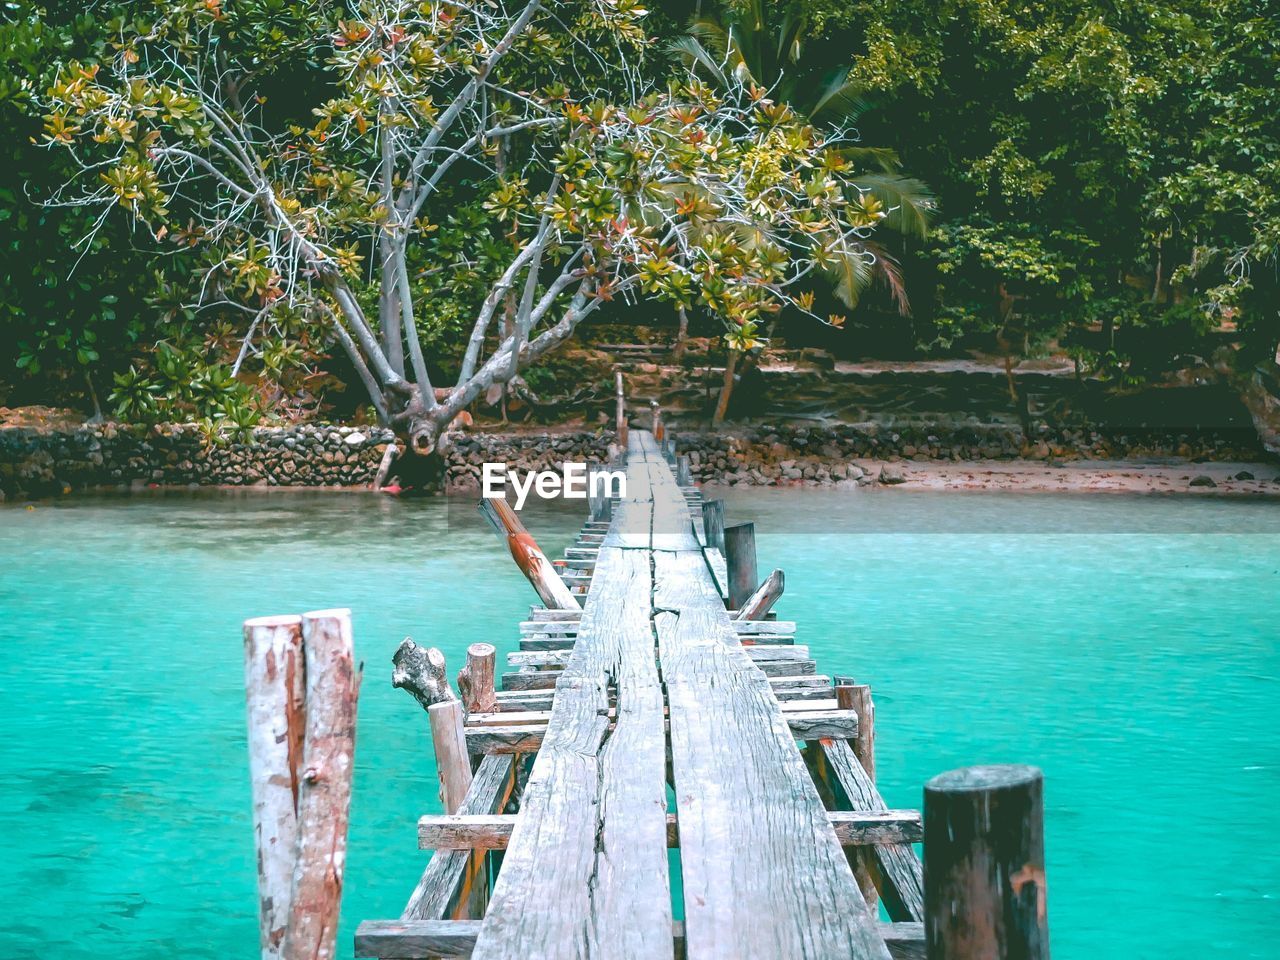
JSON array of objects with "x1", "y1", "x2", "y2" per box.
[
  {"x1": 723, "y1": 521, "x2": 758, "y2": 611},
  {"x1": 417, "y1": 809, "x2": 921, "y2": 850},
  {"x1": 400, "y1": 755, "x2": 516, "y2": 923},
  {"x1": 923, "y1": 765, "x2": 1049, "y2": 960},
  {"x1": 478, "y1": 497, "x2": 581, "y2": 611},
  {"x1": 821, "y1": 739, "x2": 925, "y2": 923},
  {"x1": 734, "y1": 568, "x2": 785, "y2": 621},
  {"x1": 243, "y1": 614, "x2": 306, "y2": 960},
  {"x1": 457, "y1": 644, "x2": 497, "y2": 715},
  {"x1": 463, "y1": 707, "x2": 858, "y2": 754}
]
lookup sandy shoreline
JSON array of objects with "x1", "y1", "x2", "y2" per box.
[{"x1": 720, "y1": 458, "x2": 1280, "y2": 497}]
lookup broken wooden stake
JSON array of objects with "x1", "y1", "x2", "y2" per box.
[
  {"x1": 734, "y1": 568, "x2": 784, "y2": 621},
  {"x1": 924, "y1": 764, "x2": 1049, "y2": 960},
  {"x1": 393, "y1": 639, "x2": 459, "y2": 709},
  {"x1": 478, "y1": 497, "x2": 581, "y2": 611},
  {"x1": 243, "y1": 614, "x2": 306, "y2": 960},
  {"x1": 458, "y1": 643, "x2": 497, "y2": 715}
]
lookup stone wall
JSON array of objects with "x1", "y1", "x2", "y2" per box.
[{"x1": 0, "y1": 417, "x2": 1268, "y2": 501}]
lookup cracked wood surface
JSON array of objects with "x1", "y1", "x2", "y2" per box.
[
  {"x1": 470, "y1": 529, "x2": 672, "y2": 956},
  {"x1": 468, "y1": 431, "x2": 885, "y2": 959}
]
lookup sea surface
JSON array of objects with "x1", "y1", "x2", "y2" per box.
[{"x1": 1, "y1": 488, "x2": 1277, "y2": 959}]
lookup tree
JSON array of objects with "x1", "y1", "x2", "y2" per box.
[
  {"x1": 44, "y1": 0, "x2": 892, "y2": 455},
  {"x1": 671, "y1": 0, "x2": 933, "y2": 420}
]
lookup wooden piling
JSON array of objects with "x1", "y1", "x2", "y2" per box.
[
  {"x1": 923, "y1": 764, "x2": 1049, "y2": 960},
  {"x1": 650, "y1": 399, "x2": 664, "y2": 441},
  {"x1": 430, "y1": 700, "x2": 474, "y2": 815},
  {"x1": 723, "y1": 521, "x2": 758, "y2": 611},
  {"x1": 285, "y1": 609, "x2": 360, "y2": 960},
  {"x1": 458, "y1": 643, "x2": 498, "y2": 715},
  {"x1": 676, "y1": 454, "x2": 692, "y2": 487},
  {"x1": 615, "y1": 370, "x2": 627, "y2": 447},
  {"x1": 588, "y1": 484, "x2": 613, "y2": 523},
  {"x1": 837, "y1": 681, "x2": 879, "y2": 913},
  {"x1": 243, "y1": 614, "x2": 306, "y2": 960},
  {"x1": 701, "y1": 498, "x2": 725, "y2": 552}
]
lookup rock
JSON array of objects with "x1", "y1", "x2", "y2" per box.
[
  {"x1": 1233, "y1": 471, "x2": 1254, "y2": 480},
  {"x1": 879, "y1": 464, "x2": 906, "y2": 485},
  {"x1": 1189, "y1": 475, "x2": 1217, "y2": 488},
  {"x1": 344, "y1": 431, "x2": 367, "y2": 445}
]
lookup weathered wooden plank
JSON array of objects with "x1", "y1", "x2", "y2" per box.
[
  {"x1": 355, "y1": 919, "x2": 482, "y2": 958},
  {"x1": 464, "y1": 708, "x2": 858, "y2": 754},
  {"x1": 820, "y1": 739, "x2": 925, "y2": 922},
  {"x1": 507, "y1": 644, "x2": 809, "y2": 668},
  {"x1": 471, "y1": 546, "x2": 672, "y2": 960},
  {"x1": 654, "y1": 547, "x2": 889, "y2": 959},
  {"x1": 419, "y1": 810, "x2": 921, "y2": 850},
  {"x1": 356, "y1": 920, "x2": 924, "y2": 960}
]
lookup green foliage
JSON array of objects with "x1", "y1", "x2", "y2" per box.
[{"x1": 107, "y1": 340, "x2": 261, "y2": 435}]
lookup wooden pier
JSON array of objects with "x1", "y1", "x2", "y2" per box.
[{"x1": 354, "y1": 426, "x2": 1050, "y2": 960}]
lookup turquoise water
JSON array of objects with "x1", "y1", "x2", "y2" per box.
[{"x1": 1, "y1": 489, "x2": 1277, "y2": 958}]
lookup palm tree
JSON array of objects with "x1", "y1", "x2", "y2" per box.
[{"x1": 672, "y1": 0, "x2": 933, "y2": 316}]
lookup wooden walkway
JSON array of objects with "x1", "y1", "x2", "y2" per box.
[{"x1": 357, "y1": 431, "x2": 927, "y2": 960}]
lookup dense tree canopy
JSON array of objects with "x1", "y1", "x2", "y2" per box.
[{"x1": 1, "y1": 0, "x2": 1277, "y2": 428}]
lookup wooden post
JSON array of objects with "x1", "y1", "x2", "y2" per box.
[
  {"x1": 676, "y1": 454, "x2": 692, "y2": 487},
  {"x1": 836, "y1": 680, "x2": 879, "y2": 912},
  {"x1": 458, "y1": 643, "x2": 497, "y2": 715},
  {"x1": 372, "y1": 442, "x2": 399, "y2": 490},
  {"x1": 723, "y1": 521, "x2": 758, "y2": 611},
  {"x1": 701, "y1": 498, "x2": 725, "y2": 552},
  {"x1": 284, "y1": 609, "x2": 360, "y2": 960},
  {"x1": 478, "y1": 497, "x2": 582, "y2": 611},
  {"x1": 243, "y1": 614, "x2": 306, "y2": 960},
  {"x1": 650, "y1": 399, "x2": 664, "y2": 442},
  {"x1": 662, "y1": 437, "x2": 677, "y2": 462},
  {"x1": 392, "y1": 641, "x2": 486, "y2": 917},
  {"x1": 615, "y1": 369, "x2": 627, "y2": 447},
  {"x1": 430, "y1": 700, "x2": 474, "y2": 814},
  {"x1": 588, "y1": 484, "x2": 613, "y2": 523},
  {"x1": 835, "y1": 683, "x2": 876, "y2": 783},
  {"x1": 924, "y1": 764, "x2": 1049, "y2": 960},
  {"x1": 733, "y1": 568, "x2": 784, "y2": 621}
]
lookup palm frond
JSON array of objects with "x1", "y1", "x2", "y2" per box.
[
  {"x1": 836, "y1": 146, "x2": 902, "y2": 172},
  {"x1": 809, "y1": 71, "x2": 869, "y2": 125},
  {"x1": 861, "y1": 240, "x2": 911, "y2": 316},
  {"x1": 823, "y1": 248, "x2": 874, "y2": 310},
  {"x1": 855, "y1": 174, "x2": 936, "y2": 239},
  {"x1": 668, "y1": 35, "x2": 730, "y2": 87}
]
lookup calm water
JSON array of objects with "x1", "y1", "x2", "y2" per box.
[{"x1": 1, "y1": 489, "x2": 1277, "y2": 959}]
